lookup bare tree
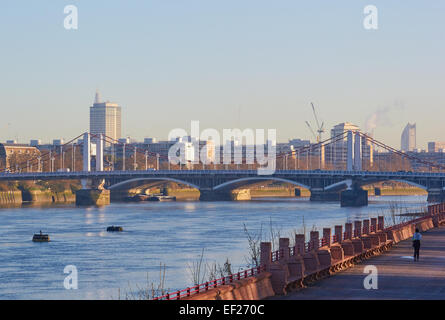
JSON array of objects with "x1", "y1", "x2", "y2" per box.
[
  {"x1": 116, "y1": 263, "x2": 168, "y2": 300},
  {"x1": 243, "y1": 222, "x2": 263, "y2": 268},
  {"x1": 186, "y1": 248, "x2": 207, "y2": 286}
]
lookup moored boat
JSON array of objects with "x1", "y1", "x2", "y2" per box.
[
  {"x1": 107, "y1": 226, "x2": 123, "y2": 232},
  {"x1": 32, "y1": 231, "x2": 50, "y2": 242},
  {"x1": 146, "y1": 195, "x2": 176, "y2": 202}
]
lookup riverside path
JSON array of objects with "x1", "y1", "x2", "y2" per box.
[{"x1": 276, "y1": 226, "x2": 445, "y2": 300}]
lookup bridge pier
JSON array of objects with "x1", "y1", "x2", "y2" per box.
[
  {"x1": 340, "y1": 188, "x2": 368, "y2": 207},
  {"x1": 75, "y1": 189, "x2": 110, "y2": 206},
  {"x1": 199, "y1": 189, "x2": 251, "y2": 201},
  {"x1": 427, "y1": 189, "x2": 445, "y2": 203},
  {"x1": 76, "y1": 178, "x2": 110, "y2": 206},
  {"x1": 309, "y1": 188, "x2": 340, "y2": 202}
]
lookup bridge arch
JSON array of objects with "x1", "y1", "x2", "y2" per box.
[
  {"x1": 359, "y1": 178, "x2": 428, "y2": 191},
  {"x1": 213, "y1": 177, "x2": 311, "y2": 191},
  {"x1": 324, "y1": 178, "x2": 428, "y2": 192},
  {"x1": 108, "y1": 177, "x2": 201, "y2": 191},
  {"x1": 324, "y1": 179, "x2": 353, "y2": 191}
]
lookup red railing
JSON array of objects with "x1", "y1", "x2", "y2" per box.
[
  {"x1": 428, "y1": 203, "x2": 445, "y2": 215},
  {"x1": 270, "y1": 210, "x2": 439, "y2": 263},
  {"x1": 384, "y1": 215, "x2": 430, "y2": 231},
  {"x1": 271, "y1": 237, "x2": 332, "y2": 262},
  {"x1": 153, "y1": 265, "x2": 264, "y2": 300}
]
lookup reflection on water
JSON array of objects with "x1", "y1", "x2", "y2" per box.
[{"x1": 0, "y1": 195, "x2": 427, "y2": 299}]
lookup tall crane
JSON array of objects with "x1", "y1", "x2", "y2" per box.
[
  {"x1": 307, "y1": 102, "x2": 324, "y2": 143},
  {"x1": 305, "y1": 103, "x2": 326, "y2": 170},
  {"x1": 305, "y1": 121, "x2": 317, "y2": 141}
]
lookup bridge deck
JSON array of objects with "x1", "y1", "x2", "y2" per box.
[{"x1": 277, "y1": 226, "x2": 445, "y2": 300}]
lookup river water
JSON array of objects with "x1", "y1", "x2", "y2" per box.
[{"x1": 0, "y1": 195, "x2": 427, "y2": 299}]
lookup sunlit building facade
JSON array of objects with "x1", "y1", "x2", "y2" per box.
[
  {"x1": 90, "y1": 91, "x2": 122, "y2": 143},
  {"x1": 401, "y1": 123, "x2": 416, "y2": 152}
]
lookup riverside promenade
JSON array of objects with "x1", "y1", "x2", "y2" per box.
[
  {"x1": 279, "y1": 225, "x2": 445, "y2": 300},
  {"x1": 153, "y1": 204, "x2": 445, "y2": 300}
]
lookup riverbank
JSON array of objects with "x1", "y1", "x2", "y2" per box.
[
  {"x1": 0, "y1": 191, "x2": 22, "y2": 204},
  {"x1": 0, "y1": 181, "x2": 78, "y2": 205}
]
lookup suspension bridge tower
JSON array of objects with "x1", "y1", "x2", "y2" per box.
[{"x1": 75, "y1": 132, "x2": 110, "y2": 206}]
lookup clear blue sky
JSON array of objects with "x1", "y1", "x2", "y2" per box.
[{"x1": 1, "y1": 1, "x2": 444, "y2": 149}]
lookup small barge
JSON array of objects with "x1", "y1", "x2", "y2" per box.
[{"x1": 32, "y1": 231, "x2": 50, "y2": 242}]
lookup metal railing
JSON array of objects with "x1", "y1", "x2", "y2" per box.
[{"x1": 153, "y1": 265, "x2": 264, "y2": 300}]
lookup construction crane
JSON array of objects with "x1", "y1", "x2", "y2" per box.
[
  {"x1": 304, "y1": 103, "x2": 326, "y2": 170},
  {"x1": 305, "y1": 121, "x2": 317, "y2": 141},
  {"x1": 306, "y1": 102, "x2": 324, "y2": 143}
]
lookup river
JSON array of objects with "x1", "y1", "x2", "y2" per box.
[{"x1": 0, "y1": 195, "x2": 427, "y2": 299}]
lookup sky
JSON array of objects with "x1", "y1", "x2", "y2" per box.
[{"x1": 0, "y1": 1, "x2": 444, "y2": 149}]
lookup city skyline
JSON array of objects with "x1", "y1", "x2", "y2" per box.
[
  {"x1": 1, "y1": 90, "x2": 443, "y2": 153},
  {"x1": 1, "y1": 1, "x2": 445, "y2": 149}
]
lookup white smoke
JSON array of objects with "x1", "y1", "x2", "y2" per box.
[
  {"x1": 365, "y1": 107, "x2": 389, "y2": 134},
  {"x1": 364, "y1": 101, "x2": 405, "y2": 135}
]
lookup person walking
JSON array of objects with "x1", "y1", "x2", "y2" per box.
[{"x1": 412, "y1": 228, "x2": 422, "y2": 261}]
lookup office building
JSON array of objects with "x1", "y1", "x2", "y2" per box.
[
  {"x1": 428, "y1": 141, "x2": 445, "y2": 153},
  {"x1": 401, "y1": 123, "x2": 416, "y2": 152},
  {"x1": 90, "y1": 90, "x2": 122, "y2": 143},
  {"x1": 0, "y1": 143, "x2": 40, "y2": 171},
  {"x1": 325, "y1": 122, "x2": 373, "y2": 169}
]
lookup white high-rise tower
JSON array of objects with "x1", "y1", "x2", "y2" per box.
[{"x1": 89, "y1": 90, "x2": 122, "y2": 143}]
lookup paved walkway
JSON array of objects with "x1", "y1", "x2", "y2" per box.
[{"x1": 280, "y1": 226, "x2": 445, "y2": 300}]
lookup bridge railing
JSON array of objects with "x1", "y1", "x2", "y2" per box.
[{"x1": 152, "y1": 265, "x2": 264, "y2": 300}]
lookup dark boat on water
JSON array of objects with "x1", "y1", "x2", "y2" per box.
[
  {"x1": 124, "y1": 194, "x2": 150, "y2": 202},
  {"x1": 32, "y1": 231, "x2": 50, "y2": 242},
  {"x1": 107, "y1": 226, "x2": 123, "y2": 232},
  {"x1": 146, "y1": 195, "x2": 176, "y2": 202}
]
